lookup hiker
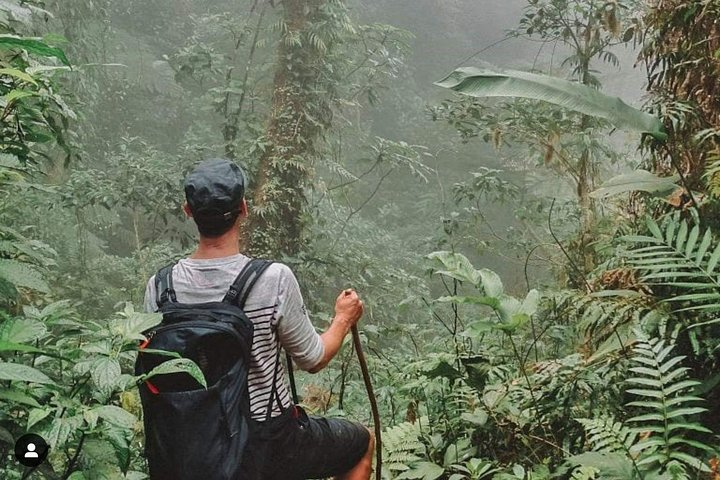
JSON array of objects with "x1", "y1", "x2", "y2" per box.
[{"x1": 141, "y1": 158, "x2": 374, "y2": 480}]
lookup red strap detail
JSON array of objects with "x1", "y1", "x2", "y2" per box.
[
  {"x1": 146, "y1": 381, "x2": 160, "y2": 395},
  {"x1": 139, "y1": 339, "x2": 159, "y2": 394}
]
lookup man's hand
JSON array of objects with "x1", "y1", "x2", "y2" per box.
[
  {"x1": 308, "y1": 288, "x2": 364, "y2": 374},
  {"x1": 334, "y1": 288, "x2": 364, "y2": 326}
]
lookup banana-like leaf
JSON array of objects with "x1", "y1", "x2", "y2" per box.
[
  {"x1": 0, "y1": 35, "x2": 70, "y2": 66},
  {"x1": 590, "y1": 170, "x2": 679, "y2": 199},
  {"x1": 435, "y1": 66, "x2": 667, "y2": 141}
]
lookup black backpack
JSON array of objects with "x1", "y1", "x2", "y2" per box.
[{"x1": 135, "y1": 258, "x2": 273, "y2": 480}]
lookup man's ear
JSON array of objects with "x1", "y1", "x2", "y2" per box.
[
  {"x1": 182, "y1": 202, "x2": 193, "y2": 218},
  {"x1": 239, "y1": 198, "x2": 248, "y2": 219}
]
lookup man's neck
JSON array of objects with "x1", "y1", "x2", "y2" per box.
[{"x1": 191, "y1": 230, "x2": 241, "y2": 259}]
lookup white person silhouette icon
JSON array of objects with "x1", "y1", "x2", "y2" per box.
[
  {"x1": 14, "y1": 433, "x2": 48, "y2": 467},
  {"x1": 24, "y1": 443, "x2": 39, "y2": 458}
]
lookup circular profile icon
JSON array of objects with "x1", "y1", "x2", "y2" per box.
[{"x1": 14, "y1": 433, "x2": 49, "y2": 468}]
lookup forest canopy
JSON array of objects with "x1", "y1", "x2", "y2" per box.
[{"x1": 1, "y1": 0, "x2": 720, "y2": 479}]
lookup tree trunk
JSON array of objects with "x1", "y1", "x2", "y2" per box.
[
  {"x1": 577, "y1": 54, "x2": 597, "y2": 276},
  {"x1": 241, "y1": 0, "x2": 331, "y2": 258}
]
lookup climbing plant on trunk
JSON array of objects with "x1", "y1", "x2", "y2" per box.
[{"x1": 242, "y1": 0, "x2": 354, "y2": 258}]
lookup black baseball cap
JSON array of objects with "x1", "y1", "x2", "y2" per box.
[{"x1": 184, "y1": 158, "x2": 246, "y2": 224}]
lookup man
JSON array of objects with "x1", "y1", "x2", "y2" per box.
[{"x1": 143, "y1": 158, "x2": 374, "y2": 480}]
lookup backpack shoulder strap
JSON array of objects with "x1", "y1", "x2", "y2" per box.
[
  {"x1": 155, "y1": 262, "x2": 178, "y2": 308},
  {"x1": 223, "y1": 259, "x2": 274, "y2": 308}
]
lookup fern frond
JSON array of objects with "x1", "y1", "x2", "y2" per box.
[
  {"x1": 625, "y1": 331, "x2": 711, "y2": 473},
  {"x1": 382, "y1": 419, "x2": 427, "y2": 473},
  {"x1": 548, "y1": 290, "x2": 658, "y2": 350},
  {"x1": 577, "y1": 416, "x2": 636, "y2": 453},
  {"x1": 623, "y1": 215, "x2": 720, "y2": 327}
]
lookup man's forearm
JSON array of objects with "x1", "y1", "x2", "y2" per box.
[{"x1": 308, "y1": 315, "x2": 352, "y2": 373}]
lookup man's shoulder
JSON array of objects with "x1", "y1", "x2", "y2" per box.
[{"x1": 257, "y1": 261, "x2": 295, "y2": 285}]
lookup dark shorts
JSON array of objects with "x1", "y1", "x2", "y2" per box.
[{"x1": 242, "y1": 406, "x2": 370, "y2": 480}]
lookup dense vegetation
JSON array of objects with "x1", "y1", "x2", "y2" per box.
[{"x1": 0, "y1": 0, "x2": 719, "y2": 479}]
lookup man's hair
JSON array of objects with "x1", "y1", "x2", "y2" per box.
[{"x1": 194, "y1": 211, "x2": 240, "y2": 238}]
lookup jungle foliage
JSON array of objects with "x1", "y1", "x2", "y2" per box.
[{"x1": 0, "y1": 0, "x2": 719, "y2": 480}]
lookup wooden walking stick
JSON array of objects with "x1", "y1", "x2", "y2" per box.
[{"x1": 351, "y1": 325, "x2": 382, "y2": 480}]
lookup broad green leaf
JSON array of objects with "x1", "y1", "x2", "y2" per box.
[
  {"x1": 137, "y1": 348, "x2": 181, "y2": 359},
  {"x1": 0, "y1": 388, "x2": 41, "y2": 407},
  {"x1": 0, "y1": 259, "x2": 49, "y2": 293},
  {"x1": 435, "y1": 66, "x2": 666, "y2": 140},
  {"x1": 427, "y1": 251, "x2": 481, "y2": 285},
  {"x1": 518, "y1": 289, "x2": 540, "y2": 316},
  {"x1": 397, "y1": 461, "x2": 444, "y2": 480},
  {"x1": 590, "y1": 170, "x2": 678, "y2": 198},
  {"x1": 496, "y1": 295, "x2": 521, "y2": 323},
  {"x1": 112, "y1": 310, "x2": 161, "y2": 342},
  {"x1": 142, "y1": 358, "x2": 207, "y2": 389},
  {"x1": 4, "y1": 89, "x2": 35, "y2": 103},
  {"x1": 0, "y1": 340, "x2": 44, "y2": 353},
  {"x1": 460, "y1": 409, "x2": 488, "y2": 426},
  {"x1": 27, "y1": 407, "x2": 51, "y2": 429},
  {"x1": 435, "y1": 296, "x2": 500, "y2": 309},
  {"x1": 0, "y1": 361, "x2": 53, "y2": 384},
  {"x1": 26, "y1": 65, "x2": 71, "y2": 75},
  {"x1": 91, "y1": 357, "x2": 121, "y2": 396},
  {"x1": 477, "y1": 269, "x2": 503, "y2": 297},
  {"x1": 94, "y1": 405, "x2": 137, "y2": 429},
  {"x1": 443, "y1": 437, "x2": 473, "y2": 467},
  {"x1": 0, "y1": 68, "x2": 36, "y2": 85},
  {"x1": 0, "y1": 35, "x2": 70, "y2": 65},
  {"x1": 566, "y1": 452, "x2": 635, "y2": 479},
  {"x1": 464, "y1": 320, "x2": 499, "y2": 336},
  {"x1": 43, "y1": 414, "x2": 83, "y2": 448},
  {"x1": 104, "y1": 424, "x2": 132, "y2": 473}
]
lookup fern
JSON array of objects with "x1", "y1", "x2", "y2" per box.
[
  {"x1": 548, "y1": 290, "x2": 660, "y2": 352},
  {"x1": 383, "y1": 419, "x2": 426, "y2": 475},
  {"x1": 577, "y1": 416, "x2": 637, "y2": 454},
  {"x1": 623, "y1": 215, "x2": 720, "y2": 328},
  {"x1": 626, "y1": 331, "x2": 711, "y2": 473}
]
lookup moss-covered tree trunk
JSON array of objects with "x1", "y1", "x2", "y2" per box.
[{"x1": 241, "y1": 0, "x2": 334, "y2": 258}]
